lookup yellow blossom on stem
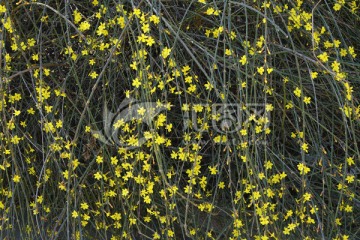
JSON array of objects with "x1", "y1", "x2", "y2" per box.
[
  {"x1": 13, "y1": 174, "x2": 21, "y2": 183},
  {"x1": 317, "y1": 52, "x2": 329, "y2": 63},
  {"x1": 161, "y1": 47, "x2": 171, "y2": 59},
  {"x1": 297, "y1": 163, "x2": 310, "y2": 175}
]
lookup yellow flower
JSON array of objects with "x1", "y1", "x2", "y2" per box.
[
  {"x1": 260, "y1": 216, "x2": 270, "y2": 225},
  {"x1": 333, "y1": 3, "x2": 342, "y2": 11},
  {"x1": 167, "y1": 230, "x2": 174, "y2": 237},
  {"x1": 225, "y1": 49, "x2": 233, "y2": 56},
  {"x1": 155, "y1": 135, "x2": 166, "y2": 145},
  {"x1": 301, "y1": 142, "x2": 309, "y2": 153},
  {"x1": 348, "y1": 46, "x2": 357, "y2": 58},
  {"x1": 346, "y1": 175, "x2": 355, "y2": 183},
  {"x1": 79, "y1": 21, "x2": 91, "y2": 31},
  {"x1": 257, "y1": 66, "x2": 265, "y2": 75},
  {"x1": 45, "y1": 105, "x2": 53, "y2": 113},
  {"x1": 265, "y1": 104, "x2": 274, "y2": 111},
  {"x1": 303, "y1": 96, "x2": 311, "y2": 104},
  {"x1": 342, "y1": 105, "x2": 352, "y2": 118},
  {"x1": 11, "y1": 135, "x2": 21, "y2": 144},
  {"x1": 89, "y1": 71, "x2": 98, "y2": 79},
  {"x1": 143, "y1": 195, "x2": 151, "y2": 204},
  {"x1": 137, "y1": 107, "x2": 146, "y2": 116},
  {"x1": 192, "y1": 104, "x2": 203, "y2": 112},
  {"x1": 80, "y1": 202, "x2": 89, "y2": 210},
  {"x1": 181, "y1": 103, "x2": 190, "y2": 111},
  {"x1": 286, "y1": 101, "x2": 293, "y2": 109},
  {"x1": 96, "y1": 156, "x2": 103, "y2": 164},
  {"x1": 122, "y1": 188, "x2": 129, "y2": 197},
  {"x1": 335, "y1": 218, "x2": 342, "y2": 226},
  {"x1": 13, "y1": 174, "x2": 21, "y2": 183},
  {"x1": 265, "y1": 160, "x2": 273, "y2": 170},
  {"x1": 55, "y1": 120, "x2": 63, "y2": 128},
  {"x1": 141, "y1": 23, "x2": 150, "y2": 33},
  {"x1": 72, "y1": 210, "x2": 79, "y2": 218},
  {"x1": 346, "y1": 156, "x2": 355, "y2": 166},
  {"x1": 208, "y1": 165, "x2": 218, "y2": 175},
  {"x1": 310, "y1": 71, "x2": 318, "y2": 79},
  {"x1": 32, "y1": 54, "x2": 39, "y2": 61},
  {"x1": 331, "y1": 60, "x2": 340, "y2": 72},
  {"x1": 333, "y1": 39, "x2": 341, "y2": 48},
  {"x1": 317, "y1": 52, "x2": 329, "y2": 63},
  {"x1": 146, "y1": 36, "x2": 155, "y2": 46},
  {"x1": 73, "y1": 10, "x2": 82, "y2": 24},
  {"x1": 340, "y1": 48, "x2": 347, "y2": 57},
  {"x1": 297, "y1": 163, "x2": 310, "y2": 175},
  {"x1": 239, "y1": 55, "x2": 247, "y2": 65},
  {"x1": 344, "y1": 205, "x2": 353, "y2": 212},
  {"x1": 324, "y1": 40, "x2": 334, "y2": 49},
  {"x1": 132, "y1": 78, "x2": 141, "y2": 88},
  {"x1": 205, "y1": 7, "x2": 215, "y2": 15},
  {"x1": 303, "y1": 192, "x2": 311, "y2": 202},
  {"x1": 149, "y1": 15, "x2": 160, "y2": 25},
  {"x1": 161, "y1": 47, "x2": 171, "y2": 59},
  {"x1": 137, "y1": 33, "x2": 147, "y2": 43},
  {"x1": 96, "y1": 22, "x2": 108, "y2": 36},
  {"x1": 133, "y1": 8, "x2": 141, "y2": 18},
  {"x1": 204, "y1": 81, "x2": 213, "y2": 90},
  {"x1": 0, "y1": 5, "x2": 6, "y2": 13},
  {"x1": 94, "y1": 171, "x2": 102, "y2": 180},
  {"x1": 293, "y1": 87, "x2": 301, "y2": 97}
]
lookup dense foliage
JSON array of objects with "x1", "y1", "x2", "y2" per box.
[{"x1": 0, "y1": 0, "x2": 360, "y2": 239}]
